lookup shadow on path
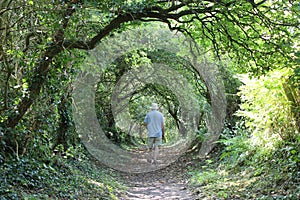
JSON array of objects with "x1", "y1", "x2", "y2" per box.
[{"x1": 116, "y1": 149, "x2": 201, "y2": 200}]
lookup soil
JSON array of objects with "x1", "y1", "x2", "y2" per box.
[{"x1": 116, "y1": 151, "x2": 201, "y2": 200}]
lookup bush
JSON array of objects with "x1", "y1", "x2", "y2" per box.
[
  {"x1": 190, "y1": 69, "x2": 300, "y2": 199},
  {"x1": 237, "y1": 69, "x2": 299, "y2": 149}
]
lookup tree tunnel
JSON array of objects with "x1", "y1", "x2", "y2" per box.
[{"x1": 72, "y1": 24, "x2": 226, "y2": 173}]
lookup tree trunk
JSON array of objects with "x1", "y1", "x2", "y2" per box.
[
  {"x1": 2, "y1": 44, "x2": 63, "y2": 129},
  {"x1": 53, "y1": 94, "x2": 71, "y2": 151}
]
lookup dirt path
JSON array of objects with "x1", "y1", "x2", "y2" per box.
[{"x1": 116, "y1": 154, "x2": 200, "y2": 200}]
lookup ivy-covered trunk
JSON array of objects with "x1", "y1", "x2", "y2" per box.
[
  {"x1": 283, "y1": 82, "x2": 300, "y2": 133},
  {"x1": 53, "y1": 95, "x2": 71, "y2": 151}
]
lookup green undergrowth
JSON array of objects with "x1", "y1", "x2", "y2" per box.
[
  {"x1": 190, "y1": 155, "x2": 299, "y2": 199},
  {"x1": 190, "y1": 69, "x2": 300, "y2": 199},
  {"x1": 0, "y1": 152, "x2": 125, "y2": 199},
  {"x1": 190, "y1": 138, "x2": 300, "y2": 199}
]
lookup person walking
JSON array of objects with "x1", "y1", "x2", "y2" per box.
[{"x1": 144, "y1": 103, "x2": 165, "y2": 164}]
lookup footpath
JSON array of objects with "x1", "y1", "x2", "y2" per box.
[{"x1": 117, "y1": 154, "x2": 200, "y2": 200}]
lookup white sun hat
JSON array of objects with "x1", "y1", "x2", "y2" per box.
[{"x1": 151, "y1": 103, "x2": 158, "y2": 110}]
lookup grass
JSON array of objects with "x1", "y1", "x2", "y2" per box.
[{"x1": 189, "y1": 150, "x2": 300, "y2": 199}]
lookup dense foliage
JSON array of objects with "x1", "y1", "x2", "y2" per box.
[
  {"x1": 191, "y1": 69, "x2": 300, "y2": 199},
  {"x1": 0, "y1": 0, "x2": 299, "y2": 199}
]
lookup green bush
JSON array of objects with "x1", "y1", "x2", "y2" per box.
[
  {"x1": 237, "y1": 69, "x2": 299, "y2": 149},
  {"x1": 190, "y1": 69, "x2": 300, "y2": 199}
]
